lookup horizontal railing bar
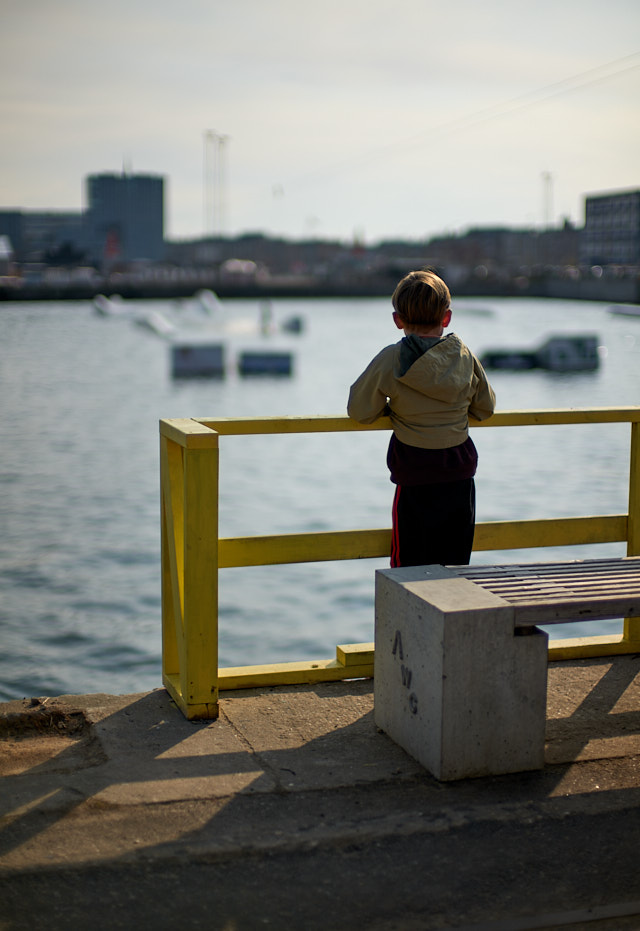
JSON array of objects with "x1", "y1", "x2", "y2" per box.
[
  {"x1": 474, "y1": 515, "x2": 627, "y2": 551},
  {"x1": 218, "y1": 515, "x2": 627, "y2": 568},
  {"x1": 219, "y1": 529, "x2": 391, "y2": 567},
  {"x1": 196, "y1": 414, "x2": 387, "y2": 435},
  {"x1": 216, "y1": 633, "x2": 640, "y2": 691},
  {"x1": 218, "y1": 658, "x2": 376, "y2": 690},
  {"x1": 194, "y1": 415, "x2": 391, "y2": 436},
  {"x1": 195, "y1": 407, "x2": 640, "y2": 436},
  {"x1": 478, "y1": 408, "x2": 640, "y2": 427}
]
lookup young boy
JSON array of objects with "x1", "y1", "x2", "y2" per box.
[{"x1": 347, "y1": 269, "x2": 496, "y2": 568}]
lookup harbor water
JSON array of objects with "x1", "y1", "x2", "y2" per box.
[{"x1": 1, "y1": 294, "x2": 638, "y2": 701}]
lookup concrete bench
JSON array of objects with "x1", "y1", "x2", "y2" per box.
[{"x1": 374, "y1": 557, "x2": 640, "y2": 781}]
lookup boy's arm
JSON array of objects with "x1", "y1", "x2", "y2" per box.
[
  {"x1": 347, "y1": 354, "x2": 390, "y2": 424},
  {"x1": 468, "y1": 357, "x2": 497, "y2": 422}
]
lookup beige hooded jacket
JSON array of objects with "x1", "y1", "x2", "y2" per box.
[{"x1": 347, "y1": 333, "x2": 496, "y2": 449}]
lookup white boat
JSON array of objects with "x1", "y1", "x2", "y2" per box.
[{"x1": 93, "y1": 294, "x2": 127, "y2": 316}]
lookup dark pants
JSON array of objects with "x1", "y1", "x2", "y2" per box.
[{"x1": 390, "y1": 478, "x2": 476, "y2": 568}]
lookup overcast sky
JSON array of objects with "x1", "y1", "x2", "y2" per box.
[{"x1": 1, "y1": 0, "x2": 639, "y2": 244}]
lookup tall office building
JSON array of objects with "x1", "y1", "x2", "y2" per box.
[
  {"x1": 580, "y1": 188, "x2": 640, "y2": 266},
  {"x1": 85, "y1": 172, "x2": 165, "y2": 265}
]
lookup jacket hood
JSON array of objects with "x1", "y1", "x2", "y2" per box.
[{"x1": 396, "y1": 333, "x2": 476, "y2": 404}]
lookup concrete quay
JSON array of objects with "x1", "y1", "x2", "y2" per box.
[{"x1": 2, "y1": 655, "x2": 640, "y2": 930}]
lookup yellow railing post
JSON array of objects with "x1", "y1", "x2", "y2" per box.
[
  {"x1": 623, "y1": 420, "x2": 640, "y2": 643},
  {"x1": 160, "y1": 432, "x2": 183, "y2": 689},
  {"x1": 160, "y1": 419, "x2": 220, "y2": 719}
]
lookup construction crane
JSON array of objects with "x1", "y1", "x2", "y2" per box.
[
  {"x1": 203, "y1": 129, "x2": 229, "y2": 236},
  {"x1": 541, "y1": 170, "x2": 554, "y2": 229}
]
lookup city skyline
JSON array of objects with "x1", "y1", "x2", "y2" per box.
[{"x1": 2, "y1": 0, "x2": 639, "y2": 244}]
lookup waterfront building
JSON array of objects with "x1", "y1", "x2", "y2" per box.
[
  {"x1": 0, "y1": 210, "x2": 85, "y2": 263},
  {"x1": 580, "y1": 188, "x2": 640, "y2": 266},
  {"x1": 22, "y1": 211, "x2": 85, "y2": 263},
  {"x1": 84, "y1": 172, "x2": 165, "y2": 266},
  {"x1": 426, "y1": 222, "x2": 580, "y2": 275}
]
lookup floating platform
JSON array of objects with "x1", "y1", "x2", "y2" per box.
[
  {"x1": 170, "y1": 343, "x2": 294, "y2": 378},
  {"x1": 171, "y1": 343, "x2": 225, "y2": 377},
  {"x1": 237, "y1": 350, "x2": 293, "y2": 376},
  {"x1": 481, "y1": 334, "x2": 600, "y2": 372}
]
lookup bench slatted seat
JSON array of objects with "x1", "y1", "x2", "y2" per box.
[{"x1": 449, "y1": 557, "x2": 640, "y2": 626}]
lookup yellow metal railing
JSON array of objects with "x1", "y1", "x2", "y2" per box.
[{"x1": 160, "y1": 408, "x2": 640, "y2": 719}]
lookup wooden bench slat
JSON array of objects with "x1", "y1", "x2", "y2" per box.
[
  {"x1": 459, "y1": 577, "x2": 640, "y2": 590},
  {"x1": 458, "y1": 557, "x2": 640, "y2": 578},
  {"x1": 493, "y1": 593, "x2": 640, "y2": 606},
  {"x1": 472, "y1": 579, "x2": 640, "y2": 593},
  {"x1": 472, "y1": 574, "x2": 640, "y2": 584},
  {"x1": 447, "y1": 557, "x2": 640, "y2": 627},
  {"x1": 514, "y1": 603, "x2": 640, "y2": 625},
  {"x1": 468, "y1": 575, "x2": 640, "y2": 588}
]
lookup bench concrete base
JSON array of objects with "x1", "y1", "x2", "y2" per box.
[{"x1": 374, "y1": 565, "x2": 549, "y2": 781}]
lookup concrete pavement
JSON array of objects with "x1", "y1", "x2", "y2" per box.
[{"x1": 2, "y1": 655, "x2": 640, "y2": 930}]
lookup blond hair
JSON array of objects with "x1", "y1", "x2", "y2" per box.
[{"x1": 391, "y1": 270, "x2": 451, "y2": 328}]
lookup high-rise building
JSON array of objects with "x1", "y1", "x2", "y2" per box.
[
  {"x1": 580, "y1": 188, "x2": 640, "y2": 266},
  {"x1": 84, "y1": 172, "x2": 165, "y2": 265}
]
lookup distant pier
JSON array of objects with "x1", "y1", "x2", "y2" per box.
[{"x1": 1, "y1": 273, "x2": 639, "y2": 304}]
